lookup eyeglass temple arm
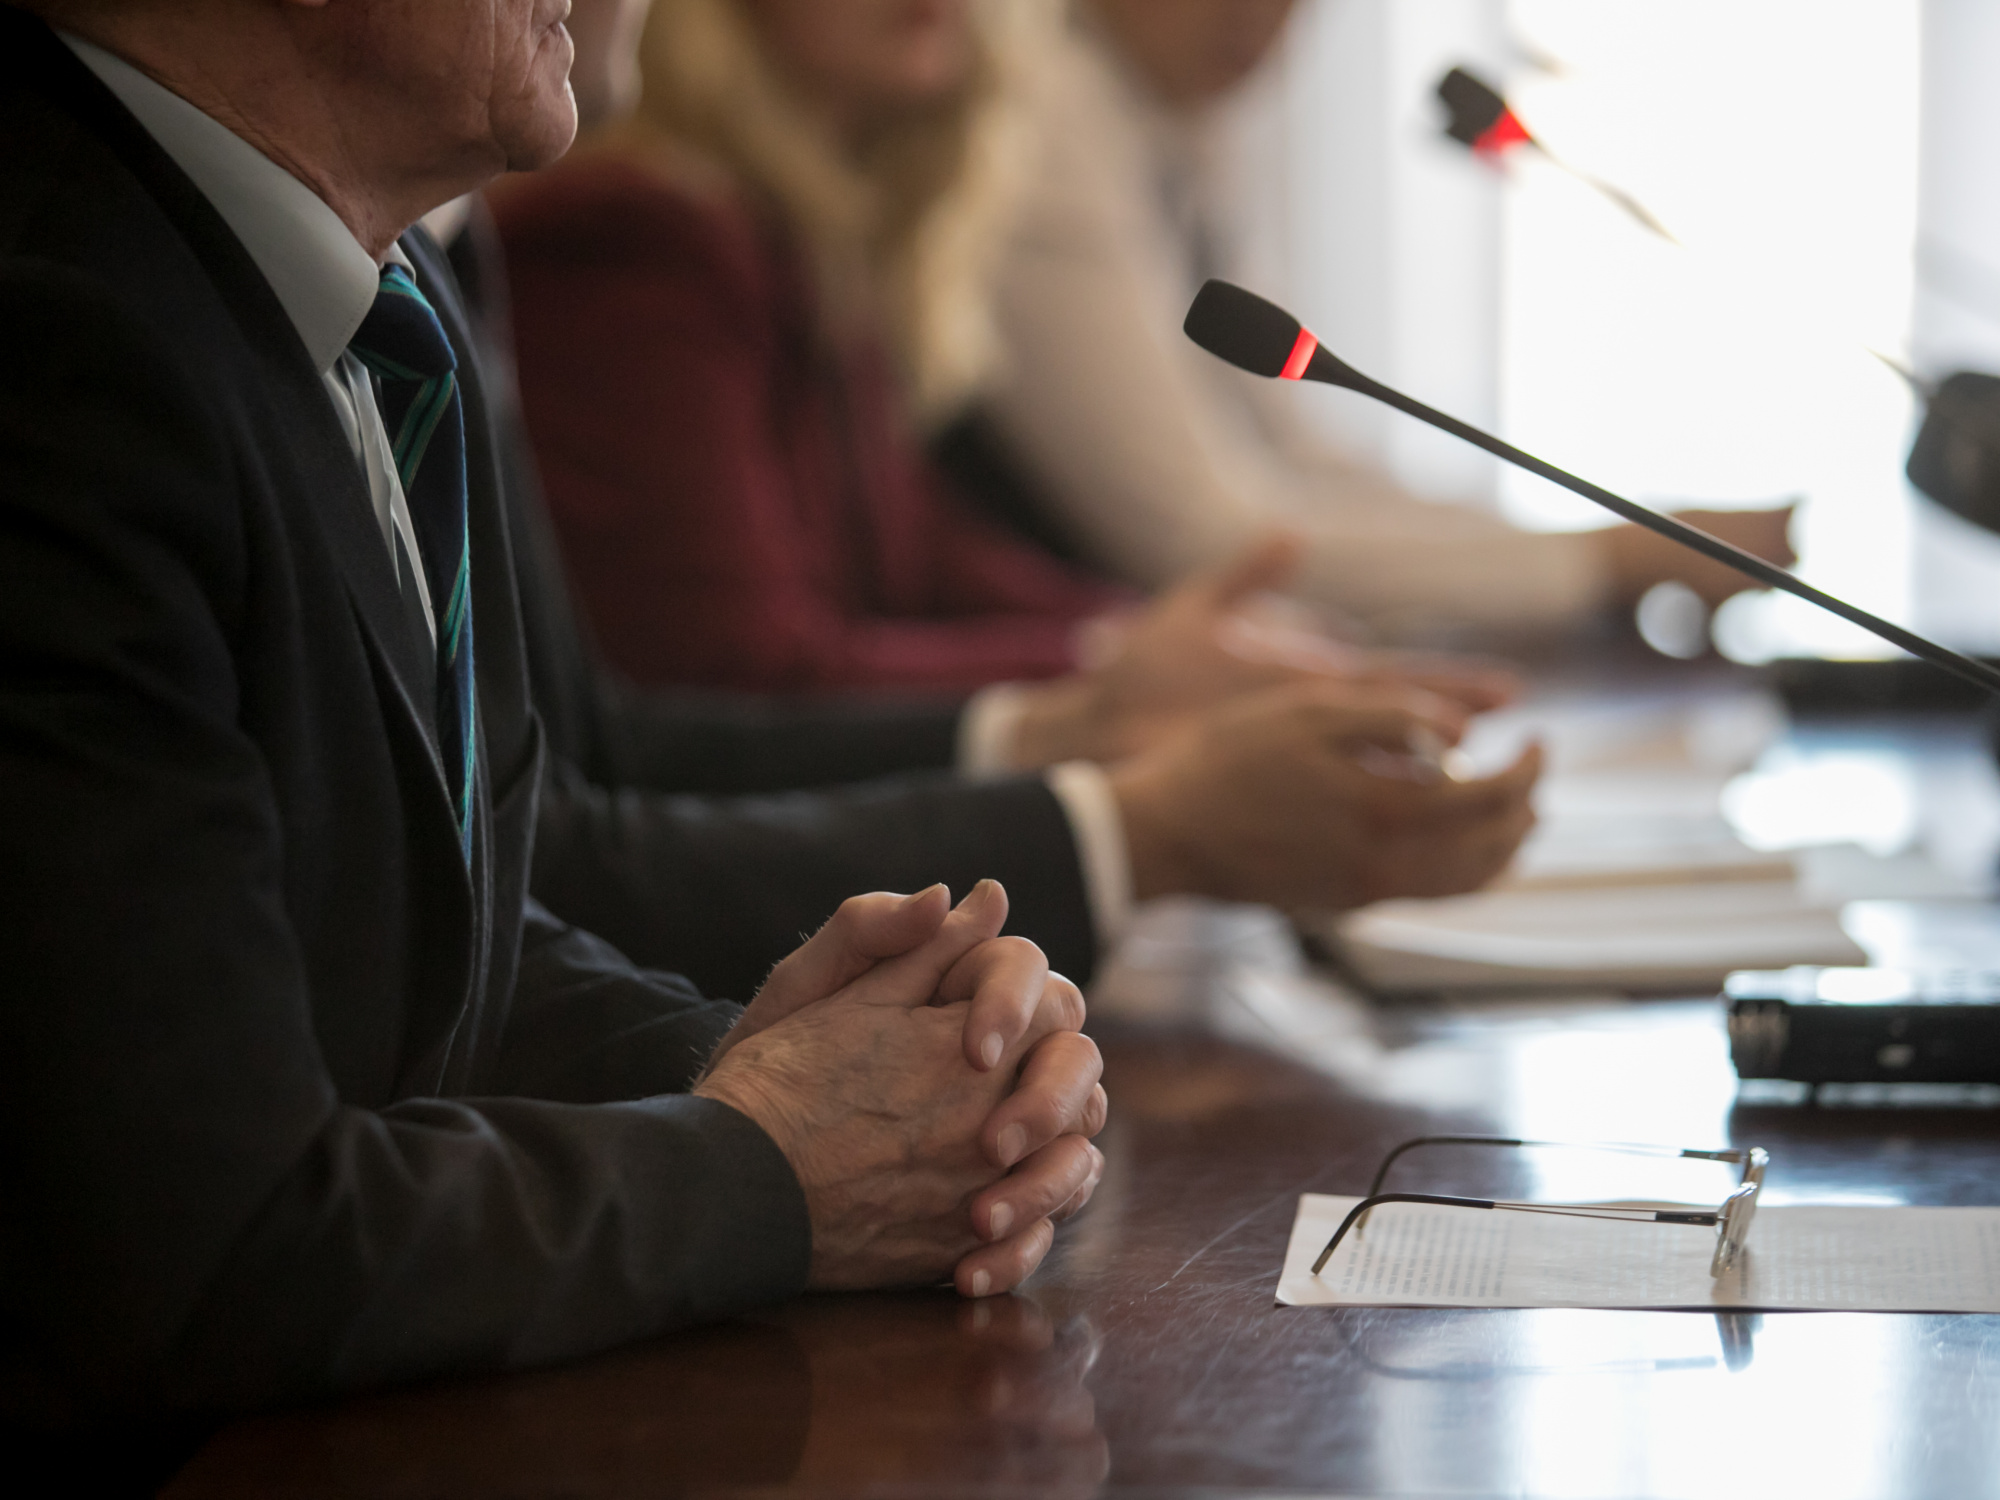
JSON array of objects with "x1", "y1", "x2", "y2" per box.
[
  {"x1": 1313, "y1": 1193, "x2": 1495, "y2": 1274},
  {"x1": 1365, "y1": 1136, "x2": 1755, "y2": 1196},
  {"x1": 1364, "y1": 1138, "x2": 1521, "y2": 1197},
  {"x1": 1311, "y1": 1193, "x2": 1722, "y2": 1276}
]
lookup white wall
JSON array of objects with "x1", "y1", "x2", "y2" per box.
[
  {"x1": 1909, "y1": 0, "x2": 2000, "y2": 650},
  {"x1": 1221, "y1": 0, "x2": 1510, "y2": 507},
  {"x1": 1497, "y1": 0, "x2": 1922, "y2": 660}
]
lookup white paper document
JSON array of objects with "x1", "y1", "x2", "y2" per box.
[
  {"x1": 1277, "y1": 1194, "x2": 2000, "y2": 1313},
  {"x1": 1307, "y1": 682, "x2": 1982, "y2": 994}
]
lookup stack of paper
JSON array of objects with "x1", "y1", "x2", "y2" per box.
[
  {"x1": 1307, "y1": 687, "x2": 1975, "y2": 995},
  {"x1": 1324, "y1": 879, "x2": 1866, "y2": 994}
]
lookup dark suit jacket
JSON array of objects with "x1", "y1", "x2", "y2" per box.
[
  {"x1": 0, "y1": 11, "x2": 807, "y2": 1431},
  {"x1": 442, "y1": 217, "x2": 1102, "y2": 999}
]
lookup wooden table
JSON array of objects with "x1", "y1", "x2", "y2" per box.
[
  {"x1": 162, "y1": 994, "x2": 2000, "y2": 1499},
  {"x1": 162, "y1": 700, "x2": 2000, "y2": 1496}
]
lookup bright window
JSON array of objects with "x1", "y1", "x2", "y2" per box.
[{"x1": 1498, "y1": 0, "x2": 1924, "y2": 660}]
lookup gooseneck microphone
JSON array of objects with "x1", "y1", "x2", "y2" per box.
[
  {"x1": 1436, "y1": 65, "x2": 2000, "y2": 535},
  {"x1": 1436, "y1": 67, "x2": 1678, "y2": 244},
  {"x1": 1183, "y1": 278, "x2": 2000, "y2": 699}
]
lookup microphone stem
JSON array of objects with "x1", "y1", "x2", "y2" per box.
[{"x1": 1324, "y1": 368, "x2": 2000, "y2": 699}]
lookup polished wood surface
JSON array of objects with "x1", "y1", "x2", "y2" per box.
[
  {"x1": 164, "y1": 999, "x2": 2000, "y2": 1499},
  {"x1": 164, "y1": 704, "x2": 2000, "y2": 1497}
]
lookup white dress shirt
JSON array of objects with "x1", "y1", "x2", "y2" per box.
[
  {"x1": 63, "y1": 36, "x2": 1135, "y2": 949},
  {"x1": 958, "y1": 685, "x2": 1133, "y2": 946},
  {"x1": 985, "y1": 21, "x2": 1611, "y2": 642},
  {"x1": 64, "y1": 33, "x2": 436, "y2": 644}
]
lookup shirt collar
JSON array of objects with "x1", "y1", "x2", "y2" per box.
[{"x1": 61, "y1": 31, "x2": 408, "y2": 375}]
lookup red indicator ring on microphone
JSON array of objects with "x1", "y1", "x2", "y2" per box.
[
  {"x1": 1473, "y1": 108, "x2": 1532, "y2": 157},
  {"x1": 1279, "y1": 327, "x2": 1319, "y2": 381}
]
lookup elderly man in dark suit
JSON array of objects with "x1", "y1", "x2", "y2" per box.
[{"x1": 0, "y1": 0, "x2": 1108, "y2": 1458}]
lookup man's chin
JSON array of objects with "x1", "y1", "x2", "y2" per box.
[
  {"x1": 499, "y1": 91, "x2": 581, "y2": 173},
  {"x1": 507, "y1": 29, "x2": 579, "y2": 169}
]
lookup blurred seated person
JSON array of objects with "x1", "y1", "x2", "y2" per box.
[
  {"x1": 968, "y1": 0, "x2": 1795, "y2": 643},
  {"x1": 484, "y1": 0, "x2": 1545, "y2": 1003},
  {"x1": 493, "y1": 0, "x2": 1122, "y2": 694}
]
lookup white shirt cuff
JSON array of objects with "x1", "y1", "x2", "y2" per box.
[
  {"x1": 1044, "y1": 760, "x2": 1134, "y2": 950},
  {"x1": 957, "y1": 682, "x2": 1031, "y2": 778}
]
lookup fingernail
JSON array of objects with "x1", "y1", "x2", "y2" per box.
[
  {"x1": 979, "y1": 1032, "x2": 1004, "y2": 1070},
  {"x1": 988, "y1": 1201, "x2": 1014, "y2": 1239},
  {"x1": 900, "y1": 883, "x2": 946, "y2": 910},
  {"x1": 969, "y1": 1269, "x2": 991, "y2": 1298},
  {"x1": 996, "y1": 1124, "x2": 1027, "y2": 1167}
]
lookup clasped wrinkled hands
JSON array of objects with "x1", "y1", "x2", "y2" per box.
[{"x1": 696, "y1": 880, "x2": 1106, "y2": 1298}]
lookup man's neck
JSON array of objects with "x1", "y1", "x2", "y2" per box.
[{"x1": 55, "y1": 9, "x2": 466, "y2": 260}]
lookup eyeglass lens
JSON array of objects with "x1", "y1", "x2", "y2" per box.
[{"x1": 1711, "y1": 1182, "x2": 1761, "y2": 1275}]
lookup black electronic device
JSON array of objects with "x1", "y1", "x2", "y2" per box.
[
  {"x1": 1724, "y1": 966, "x2": 2000, "y2": 1083},
  {"x1": 1906, "y1": 371, "x2": 2000, "y2": 534}
]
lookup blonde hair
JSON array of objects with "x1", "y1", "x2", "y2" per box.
[{"x1": 627, "y1": 0, "x2": 1050, "y2": 423}]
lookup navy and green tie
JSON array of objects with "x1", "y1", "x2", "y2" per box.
[{"x1": 349, "y1": 264, "x2": 477, "y2": 861}]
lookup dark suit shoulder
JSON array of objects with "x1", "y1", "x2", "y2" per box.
[
  {"x1": 0, "y1": 114, "x2": 232, "y2": 371},
  {"x1": 1, "y1": 16, "x2": 326, "y2": 396},
  {"x1": 0, "y1": 262, "x2": 251, "y2": 631}
]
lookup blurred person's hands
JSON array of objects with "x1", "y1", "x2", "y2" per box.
[
  {"x1": 1108, "y1": 680, "x2": 1542, "y2": 909},
  {"x1": 696, "y1": 881, "x2": 1107, "y2": 1298},
  {"x1": 1007, "y1": 534, "x2": 1519, "y2": 769},
  {"x1": 1283, "y1": 638, "x2": 1520, "y2": 717},
  {"x1": 1597, "y1": 505, "x2": 1797, "y2": 608}
]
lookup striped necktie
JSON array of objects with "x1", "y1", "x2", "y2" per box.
[{"x1": 349, "y1": 264, "x2": 477, "y2": 860}]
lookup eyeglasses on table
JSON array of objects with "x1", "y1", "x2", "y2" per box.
[{"x1": 1311, "y1": 1135, "x2": 1768, "y2": 1280}]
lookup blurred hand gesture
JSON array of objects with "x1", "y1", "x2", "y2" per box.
[
  {"x1": 1600, "y1": 505, "x2": 1797, "y2": 608},
  {"x1": 1009, "y1": 533, "x2": 1518, "y2": 768},
  {"x1": 1108, "y1": 680, "x2": 1542, "y2": 909}
]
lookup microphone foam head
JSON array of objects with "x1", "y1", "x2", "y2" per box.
[
  {"x1": 1437, "y1": 66, "x2": 1510, "y2": 146},
  {"x1": 1184, "y1": 280, "x2": 1306, "y2": 378}
]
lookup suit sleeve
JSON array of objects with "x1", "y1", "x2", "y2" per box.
[
  {"x1": 531, "y1": 757, "x2": 1099, "y2": 1002},
  {"x1": 0, "y1": 269, "x2": 807, "y2": 1422},
  {"x1": 594, "y1": 681, "x2": 970, "y2": 792}
]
